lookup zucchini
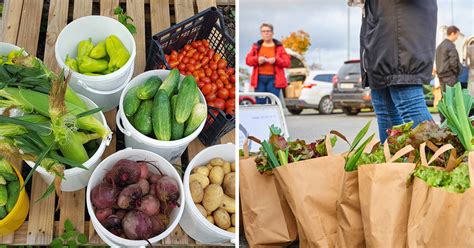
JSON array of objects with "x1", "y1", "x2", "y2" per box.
[
  {"x1": 171, "y1": 95, "x2": 185, "y2": 140},
  {"x1": 6, "y1": 180, "x2": 19, "y2": 213},
  {"x1": 159, "y1": 69, "x2": 180, "y2": 98},
  {"x1": 137, "y1": 76, "x2": 163, "y2": 100},
  {"x1": 0, "y1": 206, "x2": 5, "y2": 219},
  {"x1": 152, "y1": 90, "x2": 171, "y2": 141},
  {"x1": 175, "y1": 76, "x2": 198, "y2": 124},
  {"x1": 184, "y1": 103, "x2": 207, "y2": 136},
  {"x1": 133, "y1": 100, "x2": 154, "y2": 135},
  {"x1": 0, "y1": 185, "x2": 6, "y2": 206},
  {"x1": 124, "y1": 86, "x2": 142, "y2": 117}
]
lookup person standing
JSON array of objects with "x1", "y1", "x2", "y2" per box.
[
  {"x1": 246, "y1": 23, "x2": 290, "y2": 104},
  {"x1": 358, "y1": 0, "x2": 436, "y2": 142},
  {"x1": 435, "y1": 26, "x2": 462, "y2": 122}
]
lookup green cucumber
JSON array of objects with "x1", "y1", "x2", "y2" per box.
[
  {"x1": 0, "y1": 185, "x2": 7, "y2": 206},
  {"x1": 133, "y1": 100, "x2": 153, "y2": 135},
  {"x1": 171, "y1": 95, "x2": 185, "y2": 140},
  {"x1": 159, "y1": 69, "x2": 180, "y2": 98},
  {"x1": 137, "y1": 76, "x2": 163, "y2": 100},
  {"x1": 124, "y1": 86, "x2": 142, "y2": 117},
  {"x1": 152, "y1": 90, "x2": 171, "y2": 141},
  {"x1": 6, "y1": 180, "x2": 19, "y2": 213},
  {"x1": 0, "y1": 206, "x2": 6, "y2": 219},
  {"x1": 175, "y1": 76, "x2": 198, "y2": 124},
  {"x1": 184, "y1": 103, "x2": 207, "y2": 136},
  {"x1": 193, "y1": 89, "x2": 200, "y2": 105}
]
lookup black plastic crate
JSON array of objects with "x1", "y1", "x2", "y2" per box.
[{"x1": 146, "y1": 7, "x2": 235, "y2": 146}]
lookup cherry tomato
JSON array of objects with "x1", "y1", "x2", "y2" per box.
[
  {"x1": 191, "y1": 41, "x2": 199, "y2": 48},
  {"x1": 178, "y1": 63, "x2": 186, "y2": 71},
  {"x1": 210, "y1": 83, "x2": 217, "y2": 94},
  {"x1": 197, "y1": 45, "x2": 206, "y2": 53},
  {"x1": 217, "y1": 88, "x2": 229, "y2": 100},
  {"x1": 202, "y1": 40, "x2": 210, "y2": 48},
  {"x1": 205, "y1": 68, "x2": 213, "y2": 77},
  {"x1": 226, "y1": 68, "x2": 235, "y2": 75},
  {"x1": 226, "y1": 107, "x2": 235, "y2": 115},
  {"x1": 225, "y1": 83, "x2": 233, "y2": 90},
  {"x1": 198, "y1": 71, "x2": 206, "y2": 78},
  {"x1": 214, "y1": 98, "x2": 226, "y2": 110},
  {"x1": 207, "y1": 101, "x2": 216, "y2": 108},
  {"x1": 219, "y1": 75, "x2": 229, "y2": 84},
  {"x1": 194, "y1": 63, "x2": 202, "y2": 71},
  {"x1": 205, "y1": 94, "x2": 217, "y2": 102},
  {"x1": 186, "y1": 49, "x2": 197, "y2": 57},
  {"x1": 178, "y1": 53, "x2": 184, "y2": 62},
  {"x1": 182, "y1": 57, "x2": 190, "y2": 64},
  {"x1": 217, "y1": 59, "x2": 227, "y2": 69},
  {"x1": 201, "y1": 77, "x2": 211, "y2": 84},
  {"x1": 207, "y1": 50, "x2": 215, "y2": 59},
  {"x1": 184, "y1": 44, "x2": 192, "y2": 51},
  {"x1": 213, "y1": 53, "x2": 222, "y2": 62},
  {"x1": 199, "y1": 53, "x2": 205, "y2": 60},
  {"x1": 229, "y1": 87, "x2": 236, "y2": 98},
  {"x1": 216, "y1": 79, "x2": 224, "y2": 89},
  {"x1": 210, "y1": 72, "x2": 219, "y2": 82},
  {"x1": 209, "y1": 61, "x2": 218, "y2": 70},
  {"x1": 201, "y1": 57, "x2": 210, "y2": 65},
  {"x1": 201, "y1": 84, "x2": 213, "y2": 95},
  {"x1": 197, "y1": 81, "x2": 205, "y2": 88},
  {"x1": 180, "y1": 50, "x2": 187, "y2": 57},
  {"x1": 171, "y1": 50, "x2": 178, "y2": 57},
  {"x1": 189, "y1": 58, "x2": 196, "y2": 65},
  {"x1": 186, "y1": 64, "x2": 195, "y2": 72},
  {"x1": 217, "y1": 69, "x2": 226, "y2": 77},
  {"x1": 230, "y1": 76, "x2": 235, "y2": 84},
  {"x1": 225, "y1": 99, "x2": 235, "y2": 109},
  {"x1": 169, "y1": 61, "x2": 179, "y2": 68},
  {"x1": 193, "y1": 52, "x2": 200, "y2": 61}
]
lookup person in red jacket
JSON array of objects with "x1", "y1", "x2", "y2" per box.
[{"x1": 246, "y1": 23, "x2": 290, "y2": 104}]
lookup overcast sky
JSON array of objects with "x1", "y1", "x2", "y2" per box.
[{"x1": 238, "y1": 0, "x2": 474, "y2": 72}]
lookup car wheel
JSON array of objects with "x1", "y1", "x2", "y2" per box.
[
  {"x1": 288, "y1": 107, "x2": 303, "y2": 115},
  {"x1": 240, "y1": 99, "x2": 253, "y2": 106},
  {"x1": 318, "y1": 96, "x2": 334, "y2": 115},
  {"x1": 343, "y1": 107, "x2": 360, "y2": 116}
]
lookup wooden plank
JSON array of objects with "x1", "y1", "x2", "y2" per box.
[
  {"x1": 149, "y1": 0, "x2": 170, "y2": 35},
  {"x1": 126, "y1": 0, "x2": 146, "y2": 75},
  {"x1": 99, "y1": 0, "x2": 235, "y2": 4},
  {"x1": 173, "y1": 0, "x2": 194, "y2": 23},
  {"x1": 1, "y1": 0, "x2": 23, "y2": 44},
  {"x1": 26, "y1": 175, "x2": 55, "y2": 245},
  {"x1": 100, "y1": 0, "x2": 120, "y2": 18},
  {"x1": 196, "y1": 0, "x2": 216, "y2": 12},
  {"x1": 220, "y1": 130, "x2": 235, "y2": 144},
  {"x1": 73, "y1": 0, "x2": 93, "y2": 20},
  {"x1": 43, "y1": 0, "x2": 68, "y2": 74},
  {"x1": 16, "y1": 0, "x2": 43, "y2": 55},
  {"x1": 58, "y1": 191, "x2": 85, "y2": 236}
]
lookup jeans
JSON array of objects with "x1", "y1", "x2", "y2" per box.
[
  {"x1": 255, "y1": 75, "x2": 279, "y2": 104},
  {"x1": 371, "y1": 85, "x2": 433, "y2": 142}
]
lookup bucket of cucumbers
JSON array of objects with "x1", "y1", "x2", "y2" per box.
[{"x1": 117, "y1": 69, "x2": 207, "y2": 162}]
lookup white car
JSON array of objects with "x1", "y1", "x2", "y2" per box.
[{"x1": 286, "y1": 70, "x2": 336, "y2": 115}]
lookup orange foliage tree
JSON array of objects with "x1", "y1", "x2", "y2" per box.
[{"x1": 282, "y1": 30, "x2": 311, "y2": 55}]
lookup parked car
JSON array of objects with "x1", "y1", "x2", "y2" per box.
[
  {"x1": 332, "y1": 60, "x2": 372, "y2": 115},
  {"x1": 285, "y1": 70, "x2": 336, "y2": 115}
]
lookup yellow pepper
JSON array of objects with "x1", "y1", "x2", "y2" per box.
[
  {"x1": 105, "y1": 35, "x2": 130, "y2": 71},
  {"x1": 77, "y1": 56, "x2": 108, "y2": 73},
  {"x1": 77, "y1": 38, "x2": 94, "y2": 57},
  {"x1": 89, "y1": 41, "x2": 107, "y2": 59},
  {"x1": 65, "y1": 55, "x2": 78, "y2": 71}
]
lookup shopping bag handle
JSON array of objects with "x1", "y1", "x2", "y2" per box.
[
  {"x1": 383, "y1": 141, "x2": 414, "y2": 163},
  {"x1": 420, "y1": 142, "x2": 455, "y2": 167},
  {"x1": 420, "y1": 141, "x2": 458, "y2": 171},
  {"x1": 325, "y1": 130, "x2": 349, "y2": 156}
]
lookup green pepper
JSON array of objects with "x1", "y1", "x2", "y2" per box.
[
  {"x1": 100, "y1": 67, "x2": 115, "y2": 75},
  {"x1": 77, "y1": 38, "x2": 94, "y2": 57},
  {"x1": 65, "y1": 54, "x2": 78, "y2": 71},
  {"x1": 77, "y1": 56, "x2": 108, "y2": 73},
  {"x1": 5, "y1": 50, "x2": 23, "y2": 64},
  {"x1": 89, "y1": 41, "x2": 107, "y2": 59},
  {"x1": 105, "y1": 35, "x2": 130, "y2": 71},
  {"x1": 83, "y1": 72, "x2": 102, "y2": 76}
]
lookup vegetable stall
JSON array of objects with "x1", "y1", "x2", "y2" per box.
[{"x1": 0, "y1": 0, "x2": 235, "y2": 246}]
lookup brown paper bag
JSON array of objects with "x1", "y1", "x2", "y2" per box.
[
  {"x1": 357, "y1": 142, "x2": 415, "y2": 247},
  {"x1": 240, "y1": 156, "x2": 298, "y2": 247},
  {"x1": 407, "y1": 143, "x2": 474, "y2": 247},
  {"x1": 336, "y1": 139, "x2": 379, "y2": 248},
  {"x1": 273, "y1": 132, "x2": 347, "y2": 248}
]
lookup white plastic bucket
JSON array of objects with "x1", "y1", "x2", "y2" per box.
[
  {"x1": 25, "y1": 95, "x2": 112, "y2": 192},
  {"x1": 180, "y1": 143, "x2": 236, "y2": 244},
  {"x1": 55, "y1": 15, "x2": 136, "y2": 107},
  {"x1": 117, "y1": 70, "x2": 207, "y2": 163},
  {"x1": 86, "y1": 148, "x2": 185, "y2": 247},
  {"x1": 68, "y1": 63, "x2": 134, "y2": 112},
  {"x1": 0, "y1": 42, "x2": 27, "y2": 57}
]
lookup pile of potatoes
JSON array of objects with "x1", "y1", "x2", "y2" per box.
[{"x1": 189, "y1": 158, "x2": 235, "y2": 233}]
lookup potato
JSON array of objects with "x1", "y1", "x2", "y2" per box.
[
  {"x1": 193, "y1": 166, "x2": 210, "y2": 177},
  {"x1": 210, "y1": 158, "x2": 224, "y2": 167},
  {"x1": 231, "y1": 213, "x2": 235, "y2": 226},
  {"x1": 196, "y1": 204, "x2": 207, "y2": 218},
  {"x1": 221, "y1": 194, "x2": 235, "y2": 213},
  {"x1": 231, "y1": 162, "x2": 235, "y2": 172},
  {"x1": 190, "y1": 173, "x2": 209, "y2": 189},
  {"x1": 190, "y1": 181, "x2": 204, "y2": 203},
  {"x1": 207, "y1": 215, "x2": 215, "y2": 224},
  {"x1": 227, "y1": 227, "x2": 235, "y2": 233},
  {"x1": 222, "y1": 161, "x2": 231, "y2": 174},
  {"x1": 207, "y1": 209, "x2": 213, "y2": 216},
  {"x1": 206, "y1": 164, "x2": 213, "y2": 171},
  {"x1": 223, "y1": 173, "x2": 235, "y2": 198},
  {"x1": 202, "y1": 184, "x2": 224, "y2": 212},
  {"x1": 209, "y1": 166, "x2": 224, "y2": 185},
  {"x1": 213, "y1": 208, "x2": 231, "y2": 229}
]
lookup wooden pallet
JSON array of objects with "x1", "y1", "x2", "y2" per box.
[{"x1": 0, "y1": 0, "x2": 235, "y2": 246}]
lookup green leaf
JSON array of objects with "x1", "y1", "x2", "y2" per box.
[
  {"x1": 345, "y1": 133, "x2": 375, "y2": 171},
  {"x1": 67, "y1": 239, "x2": 78, "y2": 248},
  {"x1": 21, "y1": 141, "x2": 54, "y2": 191},
  {"x1": 0, "y1": 115, "x2": 51, "y2": 135},
  {"x1": 350, "y1": 121, "x2": 371, "y2": 151},
  {"x1": 76, "y1": 107, "x2": 103, "y2": 119},
  {"x1": 113, "y1": 6, "x2": 123, "y2": 15},
  {"x1": 64, "y1": 219, "x2": 74, "y2": 232},
  {"x1": 77, "y1": 233, "x2": 88, "y2": 244},
  {"x1": 118, "y1": 14, "x2": 127, "y2": 24},
  {"x1": 50, "y1": 238, "x2": 63, "y2": 248},
  {"x1": 125, "y1": 23, "x2": 137, "y2": 35},
  {"x1": 34, "y1": 181, "x2": 55, "y2": 203}
]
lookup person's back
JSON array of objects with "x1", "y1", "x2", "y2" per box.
[{"x1": 436, "y1": 33, "x2": 462, "y2": 87}]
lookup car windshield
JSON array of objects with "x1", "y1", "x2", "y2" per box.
[
  {"x1": 313, "y1": 74, "x2": 334, "y2": 82},
  {"x1": 337, "y1": 63, "x2": 360, "y2": 77}
]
